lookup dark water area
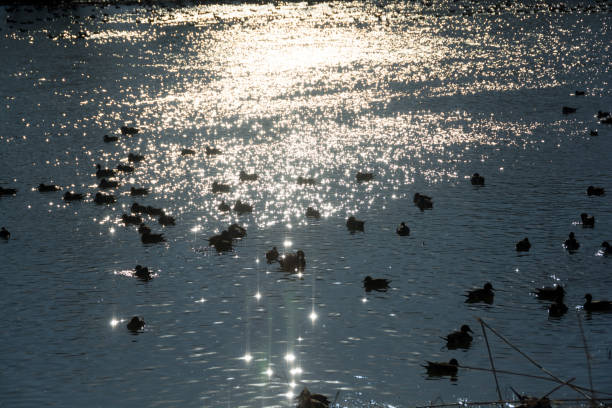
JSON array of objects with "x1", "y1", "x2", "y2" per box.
[{"x1": 1, "y1": 1, "x2": 611, "y2": 407}]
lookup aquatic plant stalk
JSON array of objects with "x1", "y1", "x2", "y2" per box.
[{"x1": 478, "y1": 319, "x2": 503, "y2": 404}]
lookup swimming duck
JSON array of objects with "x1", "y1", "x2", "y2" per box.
[
  {"x1": 601, "y1": 241, "x2": 611, "y2": 255},
  {"x1": 266, "y1": 246, "x2": 279, "y2": 263},
  {"x1": 424, "y1": 358, "x2": 459, "y2": 377},
  {"x1": 363, "y1": 276, "x2": 390, "y2": 292},
  {"x1": 116, "y1": 164, "x2": 134, "y2": 173},
  {"x1": 0, "y1": 227, "x2": 10, "y2": 240},
  {"x1": 140, "y1": 231, "x2": 165, "y2": 244},
  {"x1": 130, "y1": 187, "x2": 149, "y2": 196},
  {"x1": 590, "y1": 129, "x2": 598, "y2": 136},
  {"x1": 0, "y1": 186, "x2": 17, "y2": 196},
  {"x1": 98, "y1": 178, "x2": 119, "y2": 189},
  {"x1": 443, "y1": 325, "x2": 473, "y2": 349},
  {"x1": 138, "y1": 223, "x2": 151, "y2": 235},
  {"x1": 346, "y1": 216, "x2": 365, "y2": 232},
  {"x1": 233, "y1": 200, "x2": 253, "y2": 214},
  {"x1": 356, "y1": 172, "x2": 374, "y2": 182},
  {"x1": 534, "y1": 285, "x2": 565, "y2": 302},
  {"x1": 205, "y1": 146, "x2": 221, "y2": 156},
  {"x1": 584, "y1": 294, "x2": 612, "y2": 312},
  {"x1": 279, "y1": 250, "x2": 306, "y2": 272},
  {"x1": 574, "y1": 90, "x2": 585, "y2": 96},
  {"x1": 103, "y1": 134, "x2": 118, "y2": 143},
  {"x1": 516, "y1": 395, "x2": 551, "y2": 408},
  {"x1": 218, "y1": 201, "x2": 230, "y2": 212},
  {"x1": 564, "y1": 232, "x2": 579, "y2": 251},
  {"x1": 227, "y1": 223, "x2": 247, "y2": 239},
  {"x1": 239, "y1": 171, "x2": 258, "y2": 181},
  {"x1": 122, "y1": 213, "x2": 142, "y2": 225},
  {"x1": 306, "y1": 207, "x2": 320, "y2": 218},
  {"x1": 95, "y1": 164, "x2": 116, "y2": 178},
  {"x1": 562, "y1": 106, "x2": 577, "y2": 114},
  {"x1": 295, "y1": 387, "x2": 330, "y2": 408},
  {"x1": 580, "y1": 213, "x2": 594, "y2": 227},
  {"x1": 63, "y1": 191, "x2": 83, "y2": 201},
  {"x1": 465, "y1": 282, "x2": 495, "y2": 304},
  {"x1": 120, "y1": 126, "x2": 139, "y2": 135},
  {"x1": 94, "y1": 192, "x2": 116, "y2": 204},
  {"x1": 396, "y1": 222, "x2": 410, "y2": 236},
  {"x1": 134, "y1": 265, "x2": 152, "y2": 281},
  {"x1": 297, "y1": 176, "x2": 316, "y2": 185},
  {"x1": 181, "y1": 148, "x2": 196, "y2": 156},
  {"x1": 413, "y1": 193, "x2": 433, "y2": 210},
  {"x1": 516, "y1": 237, "x2": 531, "y2": 252},
  {"x1": 128, "y1": 153, "x2": 145, "y2": 163},
  {"x1": 212, "y1": 181, "x2": 230, "y2": 193},
  {"x1": 587, "y1": 186, "x2": 604, "y2": 196},
  {"x1": 548, "y1": 300, "x2": 568, "y2": 318},
  {"x1": 158, "y1": 214, "x2": 175, "y2": 226},
  {"x1": 597, "y1": 110, "x2": 611, "y2": 119},
  {"x1": 601, "y1": 116, "x2": 612, "y2": 124},
  {"x1": 126, "y1": 316, "x2": 145, "y2": 331},
  {"x1": 38, "y1": 183, "x2": 60, "y2": 192},
  {"x1": 470, "y1": 173, "x2": 485, "y2": 186},
  {"x1": 209, "y1": 231, "x2": 234, "y2": 252}
]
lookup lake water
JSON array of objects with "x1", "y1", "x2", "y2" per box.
[{"x1": 1, "y1": 1, "x2": 611, "y2": 407}]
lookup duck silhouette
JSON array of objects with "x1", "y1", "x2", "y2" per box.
[
  {"x1": 130, "y1": 187, "x2": 149, "y2": 196},
  {"x1": 233, "y1": 200, "x2": 253, "y2": 214},
  {"x1": 218, "y1": 201, "x2": 230, "y2": 212},
  {"x1": 470, "y1": 173, "x2": 485, "y2": 185},
  {"x1": 413, "y1": 193, "x2": 433, "y2": 210},
  {"x1": 363, "y1": 276, "x2": 390, "y2": 292},
  {"x1": 548, "y1": 300, "x2": 568, "y2": 318},
  {"x1": 212, "y1": 181, "x2": 230, "y2": 193},
  {"x1": 587, "y1": 186, "x2": 605, "y2": 196},
  {"x1": 297, "y1": 176, "x2": 316, "y2": 185},
  {"x1": 295, "y1": 387, "x2": 329, "y2": 408},
  {"x1": 443, "y1": 325, "x2": 473, "y2": 349},
  {"x1": 63, "y1": 191, "x2": 83, "y2": 201},
  {"x1": 126, "y1": 316, "x2": 145, "y2": 331},
  {"x1": 306, "y1": 207, "x2": 320, "y2": 218},
  {"x1": 158, "y1": 215, "x2": 175, "y2": 226},
  {"x1": 564, "y1": 232, "x2": 579, "y2": 251},
  {"x1": 205, "y1": 146, "x2": 221, "y2": 156},
  {"x1": 601, "y1": 241, "x2": 611, "y2": 255},
  {"x1": 346, "y1": 216, "x2": 364, "y2": 232},
  {"x1": 516, "y1": 237, "x2": 531, "y2": 252},
  {"x1": 584, "y1": 294, "x2": 612, "y2": 312},
  {"x1": 562, "y1": 106, "x2": 577, "y2": 114},
  {"x1": 103, "y1": 134, "x2": 118, "y2": 143},
  {"x1": 239, "y1": 171, "x2": 258, "y2": 181},
  {"x1": 128, "y1": 153, "x2": 145, "y2": 163},
  {"x1": 120, "y1": 126, "x2": 139, "y2": 135},
  {"x1": 266, "y1": 246, "x2": 279, "y2": 263},
  {"x1": 140, "y1": 231, "x2": 165, "y2": 244},
  {"x1": 534, "y1": 285, "x2": 565, "y2": 302},
  {"x1": 465, "y1": 282, "x2": 495, "y2": 304},
  {"x1": 396, "y1": 222, "x2": 410, "y2": 236},
  {"x1": 95, "y1": 164, "x2": 116, "y2": 178},
  {"x1": 279, "y1": 250, "x2": 306, "y2": 272},
  {"x1": 94, "y1": 192, "x2": 116, "y2": 204},
  {"x1": 356, "y1": 172, "x2": 374, "y2": 182},
  {"x1": 134, "y1": 265, "x2": 152, "y2": 281},
  {"x1": 580, "y1": 213, "x2": 594, "y2": 227},
  {"x1": 181, "y1": 148, "x2": 196, "y2": 156},
  {"x1": 98, "y1": 178, "x2": 119, "y2": 189},
  {"x1": 122, "y1": 214, "x2": 142, "y2": 226},
  {"x1": 424, "y1": 358, "x2": 459, "y2": 377},
  {"x1": 138, "y1": 223, "x2": 151, "y2": 235},
  {"x1": 0, "y1": 227, "x2": 10, "y2": 240},
  {"x1": 0, "y1": 187, "x2": 17, "y2": 196},
  {"x1": 38, "y1": 183, "x2": 60, "y2": 192},
  {"x1": 116, "y1": 164, "x2": 134, "y2": 173}
]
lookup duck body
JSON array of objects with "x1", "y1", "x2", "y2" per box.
[
  {"x1": 126, "y1": 316, "x2": 145, "y2": 331},
  {"x1": 396, "y1": 222, "x2": 410, "y2": 236},
  {"x1": 534, "y1": 285, "x2": 565, "y2": 302},
  {"x1": 584, "y1": 294, "x2": 612, "y2": 312},
  {"x1": 356, "y1": 172, "x2": 374, "y2": 182},
  {"x1": 601, "y1": 116, "x2": 612, "y2": 124},
  {"x1": 38, "y1": 183, "x2": 60, "y2": 192},
  {"x1": 134, "y1": 265, "x2": 152, "y2": 281},
  {"x1": 295, "y1": 387, "x2": 329, "y2": 408},
  {"x1": 363, "y1": 276, "x2": 390, "y2": 292},
  {"x1": 120, "y1": 126, "x2": 139, "y2": 135},
  {"x1": 98, "y1": 178, "x2": 119, "y2": 189},
  {"x1": 239, "y1": 171, "x2": 258, "y2": 181},
  {"x1": 346, "y1": 216, "x2": 365, "y2": 232},
  {"x1": 209, "y1": 231, "x2": 234, "y2": 252},
  {"x1": 424, "y1": 358, "x2": 459, "y2": 377},
  {"x1": 138, "y1": 223, "x2": 151, "y2": 235},
  {"x1": 0, "y1": 227, "x2": 10, "y2": 240},
  {"x1": 128, "y1": 153, "x2": 145, "y2": 163},
  {"x1": 470, "y1": 173, "x2": 485, "y2": 185},
  {"x1": 279, "y1": 250, "x2": 306, "y2": 272},
  {"x1": 212, "y1": 181, "x2": 230, "y2": 193},
  {"x1": 414, "y1": 193, "x2": 433, "y2": 210},
  {"x1": 548, "y1": 300, "x2": 568, "y2": 317},
  {"x1": 516, "y1": 237, "x2": 531, "y2": 252},
  {"x1": 181, "y1": 148, "x2": 196, "y2": 156},
  {"x1": 444, "y1": 325, "x2": 473, "y2": 349},
  {"x1": 587, "y1": 186, "x2": 605, "y2": 196},
  {"x1": 233, "y1": 200, "x2": 253, "y2": 214},
  {"x1": 597, "y1": 110, "x2": 610, "y2": 119},
  {"x1": 601, "y1": 241, "x2": 611, "y2": 255},
  {"x1": 205, "y1": 146, "x2": 221, "y2": 156},
  {"x1": 564, "y1": 232, "x2": 579, "y2": 251},
  {"x1": 218, "y1": 201, "x2": 230, "y2": 212},
  {"x1": 465, "y1": 282, "x2": 495, "y2": 304},
  {"x1": 130, "y1": 187, "x2": 149, "y2": 196},
  {"x1": 306, "y1": 207, "x2": 320, "y2": 218},
  {"x1": 562, "y1": 106, "x2": 577, "y2": 114},
  {"x1": 141, "y1": 231, "x2": 165, "y2": 244},
  {"x1": 158, "y1": 215, "x2": 175, "y2": 226},
  {"x1": 0, "y1": 187, "x2": 17, "y2": 196},
  {"x1": 95, "y1": 164, "x2": 116, "y2": 178},
  {"x1": 116, "y1": 164, "x2": 134, "y2": 173},
  {"x1": 266, "y1": 246, "x2": 279, "y2": 263},
  {"x1": 122, "y1": 213, "x2": 142, "y2": 225},
  {"x1": 63, "y1": 191, "x2": 83, "y2": 201},
  {"x1": 580, "y1": 213, "x2": 594, "y2": 227},
  {"x1": 297, "y1": 176, "x2": 316, "y2": 185},
  {"x1": 94, "y1": 192, "x2": 116, "y2": 204},
  {"x1": 103, "y1": 134, "x2": 118, "y2": 143}
]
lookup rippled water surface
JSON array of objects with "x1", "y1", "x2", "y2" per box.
[{"x1": 1, "y1": 1, "x2": 611, "y2": 407}]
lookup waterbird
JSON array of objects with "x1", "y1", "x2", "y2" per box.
[
  {"x1": 134, "y1": 265, "x2": 152, "y2": 281},
  {"x1": 516, "y1": 237, "x2": 531, "y2": 252},
  {"x1": 95, "y1": 164, "x2": 116, "y2": 178},
  {"x1": 295, "y1": 387, "x2": 330, "y2": 408},
  {"x1": 564, "y1": 232, "x2": 579, "y2": 251},
  {"x1": 424, "y1": 358, "x2": 459, "y2": 377},
  {"x1": 584, "y1": 294, "x2": 612, "y2": 312},
  {"x1": 574, "y1": 90, "x2": 585, "y2": 96},
  {"x1": 140, "y1": 231, "x2": 165, "y2": 244},
  {"x1": 297, "y1": 176, "x2": 316, "y2": 185},
  {"x1": 279, "y1": 250, "x2": 306, "y2": 272},
  {"x1": 266, "y1": 246, "x2": 279, "y2": 263},
  {"x1": 470, "y1": 173, "x2": 485, "y2": 185},
  {"x1": 396, "y1": 222, "x2": 410, "y2": 236},
  {"x1": 0, "y1": 186, "x2": 17, "y2": 196},
  {"x1": 548, "y1": 300, "x2": 568, "y2": 318},
  {"x1": 122, "y1": 213, "x2": 142, "y2": 226},
  {"x1": 363, "y1": 276, "x2": 390, "y2": 292},
  {"x1": 218, "y1": 201, "x2": 230, "y2": 212},
  {"x1": 443, "y1": 325, "x2": 473, "y2": 349},
  {"x1": 601, "y1": 241, "x2": 611, "y2": 255},
  {"x1": 138, "y1": 223, "x2": 151, "y2": 235},
  {"x1": 98, "y1": 178, "x2": 119, "y2": 189},
  {"x1": 534, "y1": 285, "x2": 565, "y2": 301},
  {"x1": 356, "y1": 172, "x2": 374, "y2": 182},
  {"x1": 346, "y1": 216, "x2": 364, "y2": 232},
  {"x1": 227, "y1": 223, "x2": 247, "y2": 239},
  {"x1": 158, "y1": 214, "x2": 175, "y2": 226},
  {"x1": 413, "y1": 193, "x2": 433, "y2": 210},
  {"x1": 205, "y1": 146, "x2": 221, "y2": 156},
  {"x1": 126, "y1": 316, "x2": 145, "y2": 331},
  {"x1": 209, "y1": 231, "x2": 234, "y2": 252},
  {"x1": 597, "y1": 110, "x2": 611, "y2": 119},
  {"x1": 590, "y1": 129, "x2": 598, "y2": 136},
  {"x1": 212, "y1": 181, "x2": 230, "y2": 193},
  {"x1": 580, "y1": 213, "x2": 594, "y2": 227},
  {"x1": 587, "y1": 186, "x2": 605, "y2": 196},
  {"x1": 128, "y1": 153, "x2": 145, "y2": 163},
  {"x1": 94, "y1": 192, "x2": 116, "y2": 204},
  {"x1": 181, "y1": 148, "x2": 196, "y2": 156},
  {"x1": 63, "y1": 191, "x2": 83, "y2": 201},
  {"x1": 0, "y1": 227, "x2": 10, "y2": 240},
  {"x1": 130, "y1": 187, "x2": 149, "y2": 196},
  {"x1": 601, "y1": 116, "x2": 612, "y2": 124},
  {"x1": 465, "y1": 282, "x2": 495, "y2": 304},
  {"x1": 116, "y1": 164, "x2": 134, "y2": 173},
  {"x1": 306, "y1": 207, "x2": 320, "y2": 218},
  {"x1": 233, "y1": 200, "x2": 253, "y2": 214},
  {"x1": 239, "y1": 170, "x2": 258, "y2": 181},
  {"x1": 562, "y1": 106, "x2": 577, "y2": 114},
  {"x1": 120, "y1": 126, "x2": 139, "y2": 135},
  {"x1": 103, "y1": 134, "x2": 118, "y2": 143},
  {"x1": 38, "y1": 183, "x2": 60, "y2": 192}
]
